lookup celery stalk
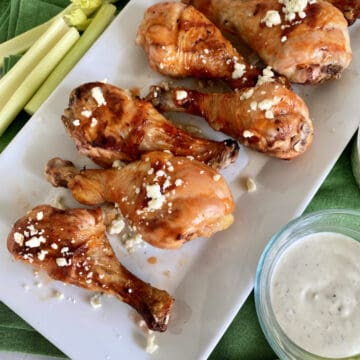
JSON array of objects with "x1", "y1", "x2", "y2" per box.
[
  {"x1": 0, "y1": 22, "x2": 51, "y2": 68},
  {"x1": 0, "y1": 28, "x2": 80, "y2": 136},
  {"x1": 0, "y1": 17, "x2": 70, "y2": 111},
  {"x1": 0, "y1": 4, "x2": 76, "y2": 69},
  {"x1": 25, "y1": 3, "x2": 116, "y2": 116}
]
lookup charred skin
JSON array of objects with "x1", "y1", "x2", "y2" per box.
[
  {"x1": 7, "y1": 205, "x2": 173, "y2": 332},
  {"x1": 62, "y1": 82, "x2": 239, "y2": 169}
]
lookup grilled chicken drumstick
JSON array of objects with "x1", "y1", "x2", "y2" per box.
[
  {"x1": 146, "y1": 81, "x2": 313, "y2": 159},
  {"x1": 7, "y1": 205, "x2": 173, "y2": 331},
  {"x1": 63, "y1": 82, "x2": 239, "y2": 169},
  {"x1": 45, "y1": 152, "x2": 235, "y2": 249},
  {"x1": 184, "y1": 0, "x2": 352, "y2": 84},
  {"x1": 136, "y1": 2, "x2": 260, "y2": 89},
  {"x1": 326, "y1": 0, "x2": 360, "y2": 25}
]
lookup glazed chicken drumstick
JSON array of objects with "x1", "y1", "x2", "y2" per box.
[
  {"x1": 184, "y1": 0, "x2": 352, "y2": 84},
  {"x1": 46, "y1": 152, "x2": 235, "y2": 249},
  {"x1": 7, "y1": 205, "x2": 173, "y2": 331},
  {"x1": 63, "y1": 82, "x2": 239, "y2": 169},
  {"x1": 147, "y1": 80, "x2": 313, "y2": 159},
  {"x1": 136, "y1": 2, "x2": 261, "y2": 89}
]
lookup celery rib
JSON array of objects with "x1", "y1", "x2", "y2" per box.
[
  {"x1": 25, "y1": 3, "x2": 116, "y2": 115},
  {"x1": 0, "y1": 22, "x2": 51, "y2": 69},
  {"x1": 0, "y1": 17, "x2": 70, "y2": 112},
  {"x1": 0, "y1": 28, "x2": 80, "y2": 136},
  {"x1": 0, "y1": 4, "x2": 76, "y2": 70}
]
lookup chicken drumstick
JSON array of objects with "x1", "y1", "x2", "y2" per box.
[
  {"x1": 146, "y1": 81, "x2": 313, "y2": 159},
  {"x1": 136, "y1": 2, "x2": 260, "y2": 89},
  {"x1": 7, "y1": 205, "x2": 173, "y2": 331},
  {"x1": 45, "y1": 152, "x2": 235, "y2": 249},
  {"x1": 63, "y1": 82, "x2": 239, "y2": 169},
  {"x1": 184, "y1": 0, "x2": 352, "y2": 84}
]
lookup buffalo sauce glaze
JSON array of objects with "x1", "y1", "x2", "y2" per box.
[{"x1": 271, "y1": 232, "x2": 360, "y2": 358}]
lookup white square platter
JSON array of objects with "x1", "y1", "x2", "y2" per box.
[{"x1": 0, "y1": 1, "x2": 359, "y2": 359}]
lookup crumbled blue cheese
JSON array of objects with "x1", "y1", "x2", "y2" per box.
[
  {"x1": 27, "y1": 224, "x2": 38, "y2": 236},
  {"x1": 91, "y1": 86, "x2": 107, "y2": 106},
  {"x1": 258, "y1": 99, "x2": 277, "y2": 119},
  {"x1": 250, "y1": 101, "x2": 258, "y2": 111},
  {"x1": 36, "y1": 211, "x2": 44, "y2": 221},
  {"x1": 122, "y1": 232, "x2": 145, "y2": 253},
  {"x1": 279, "y1": 0, "x2": 309, "y2": 22},
  {"x1": 281, "y1": 35, "x2": 288, "y2": 43},
  {"x1": 61, "y1": 246, "x2": 69, "y2": 254},
  {"x1": 56, "y1": 258, "x2": 71, "y2": 267},
  {"x1": 146, "y1": 184, "x2": 166, "y2": 210},
  {"x1": 232, "y1": 63, "x2": 246, "y2": 79},
  {"x1": 108, "y1": 216, "x2": 125, "y2": 235},
  {"x1": 256, "y1": 66, "x2": 275, "y2": 86},
  {"x1": 37, "y1": 250, "x2": 48, "y2": 261},
  {"x1": 213, "y1": 174, "x2": 221, "y2": 182},
  {"x1": 265, "y1": 110, "x2": 274, "y2": 119},
  {"x1": 175, "y1": 179, "x2": 183, "y2": 187},
  {"x1": 81, "y1": 110, "x2": 92, "y2": 118},
  {"x1": 163, "y1": 178, "x2": 171, "y2": 190},
  {"x1": 243, "y1": 130, "x2": 254, "y2": 138},
  {"x1": 25, "y1": 236, "x2": 46, "y2": 248},
  {"x1": 155, "y1": 170, "x2": 166, "y2": 179},
  {"x1": 14, "y1": 232, "x2": 24, "y2": 246},
  {"x1": 258, "y1": 99, "x2": 275, "y2": 111},
  {"x1": 146, "y1": 334, "x2": 159, "y2": 354},
  {"x1": 240, "y1": 88, "x2": 254, "y2": 100},
  {"x1": 90, "y1": 294, "x2": 102, "y2": 309},
  {"x1": 72, "y1": 119, "x2": 80, "y2": 126},
  {"x1": 175, "y1": 90, "x2": 188, "y2": 101},
  {"x1": 90, "y1": 118, "x2": 98, "y2": 127},
  {"x1": 246, "y1": 177, "x2": 257, "y2": 192},
  {"x1": 262, "y1": 10, "x2": 281, "y2": 27}
]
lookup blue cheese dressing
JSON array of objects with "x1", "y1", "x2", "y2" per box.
[{"x1": 271, "y1": 232, "x2": 360, "y2": 358}]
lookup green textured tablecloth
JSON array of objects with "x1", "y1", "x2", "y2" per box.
[{"x1": 0, "y1": 1, "x2": 359, "y2": 359}]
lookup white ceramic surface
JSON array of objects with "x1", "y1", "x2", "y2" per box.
[{"x1": 0, "y1": 2, "x2": 359, "y2": 359}]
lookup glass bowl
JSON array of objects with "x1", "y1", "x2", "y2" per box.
[{"x1": 255, "y1": 209, "x2": 360, "y2": 360}]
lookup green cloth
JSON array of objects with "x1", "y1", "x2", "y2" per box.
[{"x1": 0, "y1": 1, "x2": 359, "y2": 359}]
